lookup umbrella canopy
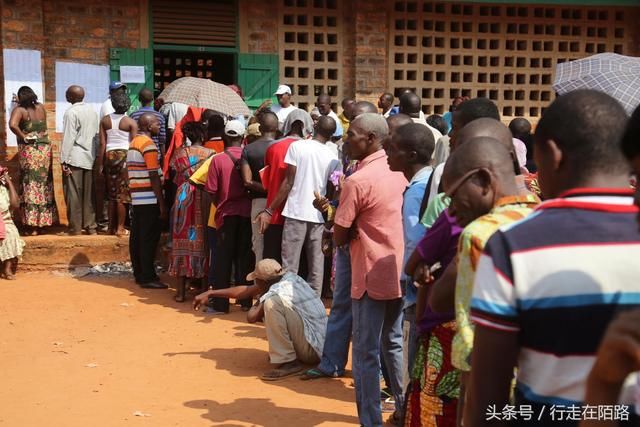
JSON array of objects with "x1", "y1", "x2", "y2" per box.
[
  {"x1": 553, "y1": 53, "x2": 640, "y2": 115},
  {"x1": 159, "y1": 77, "x2": 250, "y2": 117}
]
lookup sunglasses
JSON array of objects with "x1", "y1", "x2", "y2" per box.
[{"x1": 444, "y1": 167, "x2": 486, "y2": 199}]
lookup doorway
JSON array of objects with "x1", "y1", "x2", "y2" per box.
[{"x1": 153, "y1": 50, "x2": 236, "y2": 95}]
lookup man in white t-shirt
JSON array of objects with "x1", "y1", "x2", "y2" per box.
[
  {"x1": 270, "y1": 85, "x2": 299, "y2": 130},
  {"x1": 267, "y1": 116, "x2": 341, "y2": 295},
  {"x1": 316, "y1": 94, "x2": 343, "y2": 139}
]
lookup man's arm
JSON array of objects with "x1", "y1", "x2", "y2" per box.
[
  {"x1": 333, "y1": 224, "x2": 351, "y2": 247},
  {"x1": 581, "y1": 309, "x2": 640, "y2": 427},
  {"x1": 193, "y1": 284, "x2": 260, "y2": 310},
  {"x1": 240, "y1": 163, "x2": 265, "y2": 194},
  {"x1": 268, "y1": 164, "x2": 296, "y2": 212},
  {"x1": 464, "y1": 237, "x2": 521, "y2": 427},
  {"x1": 463, "y1": 326, "x2": 518, "y2": 427},
  {"x1": 97, "y1": 119, "x2": 108, "y2": 173},
  {"x1": 247, "y1": 301, "x2": 265, "y2": 324},
  {"x1": 428, "y1": 261, "x2": 457, "y2": 313},
  {"x1": 255, "y1": 164, "x2": 296, "y2": 234},
  {"x1": 149, "y1": 171, "x2": 165, "y2": 219},
  {"x1": 144, "y1": 144, "x2": 165, "y2": 219}
]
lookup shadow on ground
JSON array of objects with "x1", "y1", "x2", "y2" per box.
[
  {"x1": 185, "y1": 397, "x2": 359, "y2": 426},
  {"x1": 165, "y1": 347, "x2": 355, "y2": 403}
]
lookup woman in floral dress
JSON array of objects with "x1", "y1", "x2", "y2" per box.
[
  {"x1": 168, "y1": 122, "x2": 214, "y2": 302},
  {"x1": 8, "y1": 86, "x2": 57, "y2": 235}
]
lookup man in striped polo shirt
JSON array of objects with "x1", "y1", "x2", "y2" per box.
[
  {"x1": 466, "y1": 90, "x2": 640, "y2": 426},
  {"x1": 127, "y1": 113, "x2": 167, "y2": 289}
]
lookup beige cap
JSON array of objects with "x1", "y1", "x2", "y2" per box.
[
  {"x1": 246, "y1": 259, "x2": 286, "y2": 281},
  {"x1": 247, "y1": 122, "x2": 262, "y2": 137}
]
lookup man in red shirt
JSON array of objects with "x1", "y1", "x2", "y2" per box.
[
  {"x1": 205, "y1": 120, "x2": 252, "y2": 313},
  {"x1": 255, "y1": 110, "x2": 314, "y2": 262}
]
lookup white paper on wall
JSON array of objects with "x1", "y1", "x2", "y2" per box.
[
  {"x1": 3, "y1": 49, "x2": 44, "y2": 147},
  {"x1": 55, "y1": 61, "x2": 110, "y2": 132},
  {"x1": 120, "y1": 66, "x2": 146, "y2": 84}
]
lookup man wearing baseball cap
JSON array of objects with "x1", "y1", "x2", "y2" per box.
[
  {"x1": 205, "y1": 120, "x2": 253, "y2": 313},
  {"x1": 257, "y1": 84, "x2": 299, "y2": 131},
  {"x1": 194, "y1": 259, "x2": 327, "y2": 380}
]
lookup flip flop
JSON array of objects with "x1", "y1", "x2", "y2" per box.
[
  {"x1": 261, "y1": 364, "x2": 304, "y2": 381},
  {"x1": 299, "y1": 368, "x2": 336, "y2": 381},
  {"x1": 115, "y1": 230, "x2": 130, "y2": 237}
]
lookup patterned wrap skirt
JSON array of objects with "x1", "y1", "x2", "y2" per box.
[
  {"x1": 105, "y1": 150, "x2": 131, "y2": 204},
  {"x1": 405, "y1": 321, "x2": 460, "y2": 427}
]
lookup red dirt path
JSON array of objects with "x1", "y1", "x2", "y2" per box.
[{"x1": 0, "y1": 272, "x2": 359, "y2": 426}]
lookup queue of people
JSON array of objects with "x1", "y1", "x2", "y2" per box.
[{"x1": 2, "y1": 80, "x2": 639, "y2": 427}]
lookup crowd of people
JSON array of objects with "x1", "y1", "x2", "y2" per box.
[{"x1": 3, "y1": 79, "x2": 640, "y2": 426}]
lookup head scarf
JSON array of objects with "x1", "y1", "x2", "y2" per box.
[{"x1": 282, "y1": 109, "x2": 314, "y2": 138}]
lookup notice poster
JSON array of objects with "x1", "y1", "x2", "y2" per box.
[
  {"x1": 120, "y1": 66, "x2": 146, "y2": 83},
  {"x1": 55, "y1": 61, "x2": 110, "y2": 132},
  {"x1": 2, "y1": 49, "x2": 44, "y2": 147}
]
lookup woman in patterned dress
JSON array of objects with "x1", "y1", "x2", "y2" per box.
[
  {"x1": 0, "y1": 167, "x2": 25, "y2": 279},
  {"x1": 168, "y1": 122, "x2": 214, "y2": 302},
  {"x1": 9, "y1": 86, "x2": 57, "y2": 235}
]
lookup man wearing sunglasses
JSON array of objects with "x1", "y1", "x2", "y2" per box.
[{"x1": 442, "y1": 137, "x2": 539, "y2": 422}]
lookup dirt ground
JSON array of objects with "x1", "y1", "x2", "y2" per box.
[{"x1": 0, "y1": 272, "x2": 359, "y2": 426}]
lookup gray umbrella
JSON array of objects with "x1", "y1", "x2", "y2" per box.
[
  {"x1": 553, "y1": 53, "x2": 640, "y2": 115},
  {"x1": 158, "y1": 77, "x2": 250, "y2": 117}
]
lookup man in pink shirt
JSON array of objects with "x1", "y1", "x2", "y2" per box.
[{"x1": 334, "y1": 113, "x2": 408, "y2": 426}]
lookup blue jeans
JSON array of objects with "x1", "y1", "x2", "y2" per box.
[
  {"x1": 317, "y1": 247, "x2": 352, "y2": 376},
  {"x1": 352, "y1": 293, "x2": 404, "y2": 427}
]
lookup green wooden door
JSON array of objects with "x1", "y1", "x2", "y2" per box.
[
  {"x1": 109, "y1": 48, "x2": 154, "y2": 113},
  {"x1": 237, "y1": 53, "x2": 279, "y2": 110}
]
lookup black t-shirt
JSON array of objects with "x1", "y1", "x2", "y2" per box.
[{"x1": 241, "y1": 137, "x2": 274, "y2": 199}]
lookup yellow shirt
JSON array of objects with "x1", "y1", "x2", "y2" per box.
[
  {"x1": 189, "y1": 155, "x2": 217, "y2": 228},
  {"x1": 338, "y1": 112, "x2": 350, "y2": 134},
  {"x1": 452, "y1": 195, "x2": 539, "y2": 371}
]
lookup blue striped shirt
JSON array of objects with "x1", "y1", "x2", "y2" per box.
[
  {"x1": 130, "y1": 107, "x2": 166, "y2": 154},
  {"x1": 471, "y1": 188, "x2": 640, "y2": 416}
]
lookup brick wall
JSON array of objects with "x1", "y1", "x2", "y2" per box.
[
  {"x1": 240, "y1": 0, "x2": 278, "y2": 54},
  {"x1": 352, "y1": 0, "x2": 389, "y2": 104},
  {"x1": 1, "y1": 0, "x2": 143, "y2": 157},
  {"x1": 1, "y1": 0, "x2": 144, "y2": 223}
]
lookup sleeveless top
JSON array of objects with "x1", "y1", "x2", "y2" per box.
[
  {"x1": 106, "y1": 114, "x2": 130, "y2": 151},
  {"x1": 19, "y1": 107, "x2": 49, "y2": 145}
]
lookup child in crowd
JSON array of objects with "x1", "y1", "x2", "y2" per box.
[{"x1": 0, "y1": 167, "x2": 25, "y2": 280}]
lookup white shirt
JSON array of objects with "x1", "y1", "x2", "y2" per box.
[
  {"x1": 326, "y1": 110, "x2": 344, "y2": 137},
  {"x1": 428, "y1": 162, "x2": 445, "y2": 206},
  {"x1": 411, "y1": 117, "x2": 444, "y2": 144},
  {"x1": 271, "y1": 104, "x2": 298, "y2": 130},
  {"x1": 433, "y1": 135, "x2": 450, "y2": 166},
  {"x1": 325, "y1": 141, "x2": 339, "y2": 157},
  {"x1": 165, "y1": 102, "x2": 188, "y2": 130},
  {"x1": 100, "y1": 98, "x2": 115, "y2": 120},
  {"x1": 282, "y1": 139, "x2": 341, "y2": 223}
]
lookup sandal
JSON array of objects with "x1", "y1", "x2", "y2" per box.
[
  {"x1": 300, "y1": 368, "x2": 336, "y2": 381},
  {"x1": 261, "y1": 361, "x2": 304, "y2": 381},
  {"x1": 115, "y1": 229, "x2": 130, "y2": 237}
]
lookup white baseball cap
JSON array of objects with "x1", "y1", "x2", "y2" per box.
[
  {"x1": 274, "y1": 84, "x2": 292, "y2": 96},
  {"x1": 224, "y1": 120, "x2": 246, "y2": 137}
]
